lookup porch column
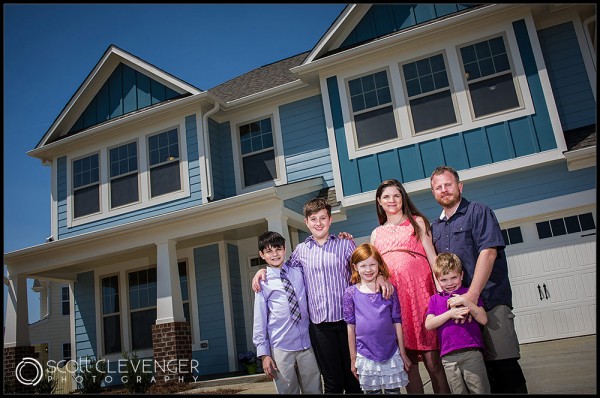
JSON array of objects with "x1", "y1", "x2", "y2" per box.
[
  {"x1": 152, "y1": 240, "x2": 192, "y2": 384},
  {"x1": 4, "y1": 274, "x2": 36, "y2": 393},
  {"x1": 265, "y1": 215, "x2": 292, "y2": 254}
]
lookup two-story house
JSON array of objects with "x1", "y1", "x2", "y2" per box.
[{"x1": 4, "y1": 3, "x2": 596, "y2": 391}]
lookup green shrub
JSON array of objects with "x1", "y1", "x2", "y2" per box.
[
  {"x1": 76, "y1": 356, "x2": 107, "y2": 393},
  {"x1": 121, "y1": 351, "x2": 153, "y2": 393},
  {"x1": 34, "y1": 368, "x2": 57, "y2": 394}
]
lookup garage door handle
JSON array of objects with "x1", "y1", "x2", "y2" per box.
[
  {"x1": 537, "y1": 284, "x2": 544, "y2": 300},
  {"x1": 543, "y1": 283, "x2": 549, "y2": 300}
]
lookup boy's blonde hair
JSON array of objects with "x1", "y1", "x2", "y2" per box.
[
  {"x1": 350, "y1": 243, "x2": 390, "y2": 284},
  {"x1": 433, "y1": 252, "x2": 463, "y2": 278}
]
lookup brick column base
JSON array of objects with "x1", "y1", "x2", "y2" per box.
[
  {"x1": 3, "y1": 346, "x2": 38, "y2": 394},
  {"x1": 152, "y1": 322, "x2": 192, "y2": 384}
]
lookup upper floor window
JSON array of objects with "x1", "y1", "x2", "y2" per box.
[
  {"x1": 101, "y1": 274, "x2": 121, "y2": 355},
  {"x1": 73, "y1": 153, "x2": 100, "y2": 218},
  {"x1": 128, "y1": 268, "x2": 157, "y2": 351},
  {"x1": 109, "y1": 141, "x2": 139, "y2": 208},
  {"x1": 148, "y1": 129, "x2": 180, "y2": 197},
  {"x1": 239, "y1": 118, "x2": 277, "y2": 187},
  {"x1": 61, "y1": 286, "x2": 70, "y2": 316},
  {"x1": 402, "y1": 53, "x2": 457, "y2": 134},
  {"x1": 347, "y1": 70, "x2": 397, "y2": 148},
  {"x1": 459, "y1": 35, "x2": 520, "y2": 118}
]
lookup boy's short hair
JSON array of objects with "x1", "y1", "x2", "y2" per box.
[
  {"x1": 433, "y1": 252, "x2": 463, "y2": 277},
  {"x1": 303, "y1": 198, "x2": 331, "y2": 218},
  {"x1": 258, "y1": 231, "x2": 286, "y2": 252}
]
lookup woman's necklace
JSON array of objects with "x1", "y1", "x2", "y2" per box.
[{"x1": 385, "y1": 214, "x2": 406, "y2": 226}]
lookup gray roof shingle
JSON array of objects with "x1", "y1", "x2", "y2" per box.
[{"x1": 208, "y1": 51, "x2": 309, "y2": 103}]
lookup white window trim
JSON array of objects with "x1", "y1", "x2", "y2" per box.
[
  {"x1": 337, "y1": 20, "x2": 535, "y2": 160},
  {"x1": 230, "y1": 107, "x2": 287, "y2": 195},
  {"x1": 67, "y1": 118, "x2": 190, "y2": 228},
  {"x1": 70, "y1": 151, "x2": 102, "y2": 221},
  {"x1": 344, "y1": 67, "x2": 402, "y2": 150},
  {"x1": 399, "y1": 51, "x2": 462, "y2": 136}
]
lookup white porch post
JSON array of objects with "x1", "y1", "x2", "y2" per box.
[
  {"x1": 265, "y1": 215, "x2": 292, "y2": 254},
  {"x1": 155, "y1": 240, "x2": 185, "y2": 324},
  {"x1": 4, "y1": 274, "x2": 30, "y2": 347}
]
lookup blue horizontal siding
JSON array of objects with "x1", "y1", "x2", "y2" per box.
[
  {"x1": 280, "y1": 95, "x2": 334, "y2": 187},
  {"x1": 328, "y1": 19, "x2": 560, "y2": 197},
  {"x1": 334, "y1": 162, "x2": 596, "y2": 239},
  {"x1": 74, "y1": 271, "x2": 97, "y2": 360},
  {"x1": 192, "y1": 244, "x2": 229, "y2": 376},
  {"x1": 57, "y1": 115, "x2": 202, "y2": 239}
]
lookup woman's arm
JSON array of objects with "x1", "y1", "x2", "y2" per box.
[{"x1": 416, "y1": 217, "x2": 442, "y2": 292}]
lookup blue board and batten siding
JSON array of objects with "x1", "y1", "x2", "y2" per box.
[
  {"x1": 335, "y1": 162, "x2": 597, "y2": 240},
  {"x1": 69, "y1": 63, "x2": 181, "y2": 134},
  {"x1": 537, "y1": 21, "x2": 596, "y2": 131},
  {"x1": 327, "y1": 19, "x2": 560, "y2": 197},
  {"x1": 57, "y1": 115, "x2": 202, "y2": 239},
  {"x1": 192, "y1": 244, "x2": 229, "y2": 375},
  {"x1": 209, "y1": 119, "x2": 236, "y2": 201},
  {"x1": 74, "y1": 271, "x2": 97, "y2": 360},
  {"x1": 280, "y1": 95, "x2": 334, "y2": 188}
]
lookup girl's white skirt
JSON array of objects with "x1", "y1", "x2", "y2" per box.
[{"x1": 356, "y1": 349, "x2": 410, "y2": 391}]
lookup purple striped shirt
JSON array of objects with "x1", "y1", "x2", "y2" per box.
[{"x1": 287, "y1": 235, "x2": 355, "y2": 324}]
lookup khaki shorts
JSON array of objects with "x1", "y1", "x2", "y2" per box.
[{"x1": 482, "y1": 305, "x2": 521, "y2": 361}]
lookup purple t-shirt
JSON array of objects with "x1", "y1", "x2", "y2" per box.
[
  {"x1": 343, "y1": 284, "x2": 402, "y2": 362},
  {"x1": 426, "y1": 286, "x2": 486, "y2": 357}
]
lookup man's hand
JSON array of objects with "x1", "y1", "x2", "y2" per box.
[
  {"x1": 338, "y1": 231, "x2": 354, "y2": 240},
  {"x1": 252, "y1": 268, "x2": 267, "y2": 292},
  {"x1": 447, "y1": 294, "x2": 473, "y2": 324},
  {"x1": 448, "y1": 305, "x2": 470, "y2": 320},
  {"x1": 261, "y1": 356, "x2": 278, "y2": 380},
  {"x1": 376, "y1": 275, "x2": 395, "y2": 299}
]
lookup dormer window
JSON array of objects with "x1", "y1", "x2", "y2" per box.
[
  {"x1": 73, "y1": 153, "x2": 100, "y2": 218},
  {"x1": 148, "y1": 128, "x2": 181, "y2": 197}
]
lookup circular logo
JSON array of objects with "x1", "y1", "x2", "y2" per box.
[{"x1": 15, "y1": 357, "x2": 44, "y2": 386}]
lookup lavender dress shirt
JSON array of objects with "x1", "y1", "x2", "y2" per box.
[
  {"x1": 287, "y1": 234, "x2": 355, "y2": 324},
  {"x1": 253, "y1": 265, "x2": 312, "y2": 358}
]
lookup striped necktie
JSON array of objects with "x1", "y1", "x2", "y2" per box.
[{"x1": 280, "y1": 267, "x2": 301, "y2": 324}]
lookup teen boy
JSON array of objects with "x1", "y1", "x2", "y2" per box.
[
  {"x1": 425, "y1": 252, "x2": 490, "y2": 394},
  {"x1": 252, "y1": 231, "x2": 322, "y2": 394},
  {"x1": 252, "y1": 198, "x2": 393, "y2": 394}
]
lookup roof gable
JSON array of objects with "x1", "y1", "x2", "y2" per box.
[
  {"x1": 305, "y1": 4, "x2": 481, "y2": 63},
  {"x1": 36, "y1": 45, "x2": 202, "y2": 148}
]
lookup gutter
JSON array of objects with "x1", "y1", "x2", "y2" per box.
[{"x1": 202, "y1": 101, "x2": 220, "y2": 202}]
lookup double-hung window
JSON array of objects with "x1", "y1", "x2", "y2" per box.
[
  {"x1": 459, "y1": 35, "x2": 520, "y2": 118},
  {"x1": 109, "y1": 141, "x2": 139, "y2": 208},
  {"x1": 239, "y1": 118, "x2": 277, "y2": 187},
  {"x1": 61, "y1": 286, "x2": 70, "y2": 316},
  {"x1": 72, "y1": 154, "x2": 100, "y2": 218},
  {"x1": 101, "y1": 275, "x2": 121, "y2": 355},
  {"x1": 347, "y1": 70, "x2": 397, "y2": 148},
  {"x1": 148, "y1": 129, "x2": 181, "y2": 197},
  {"x1": 178, "y1": 261, "x2": 190, "y2": 323},
  {"x1": 128, "y1": 268, "x2": 157, "y2": 351},
  {"x1": 402, "y1": 53, "x2": 457, "y2": 134}
]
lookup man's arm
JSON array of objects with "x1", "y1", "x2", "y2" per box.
[{"x1": 463, "y1": 247, "x2": 496, "y2": 306}]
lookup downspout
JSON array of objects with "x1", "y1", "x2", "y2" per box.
[{"x1": 202, "y1": 101, "x2": 220, "y2": 202}]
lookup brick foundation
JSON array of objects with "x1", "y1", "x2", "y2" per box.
[
  {"x1": 151, "y1": 322, "x2": 192, "y2": 383},
  {"x1": 3, "y1": 346, "x2": 38, "y2": 394}
]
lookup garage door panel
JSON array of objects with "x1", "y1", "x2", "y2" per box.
[
  {"x1": 553, "y1": 306, "x2": 590, "y2": 336},
  {"x1": 512, "y1": 281, "x2": 544, "y2": 309},
  {"x1": 581, "y1": 271, "x2": 596, "y2": 298},
  {"x1": 514, "y1": 312, "x2": 546, "y2": 343},
  {"x1": 507, "y1": 252, "x2": 534, "y2": 280},
  {"x1": 545, "y1": 275, "x2": 579, "y2": 304}
]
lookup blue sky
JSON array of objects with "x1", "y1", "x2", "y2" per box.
[{"x1": 3, "y1": 3, "x2": 347, "y2": 323}]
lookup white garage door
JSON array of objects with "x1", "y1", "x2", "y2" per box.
[{"x1": 504, "y1": 210, "x2": 596, "y2": 344}]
